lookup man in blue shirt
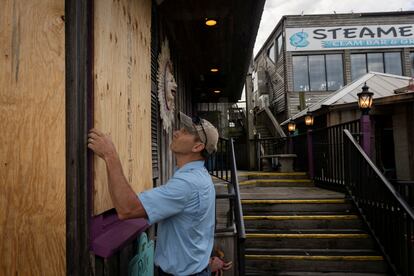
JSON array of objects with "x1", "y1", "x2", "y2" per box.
[{"x1": 88, "y1": 112, "x2": 218, "y2": 276}]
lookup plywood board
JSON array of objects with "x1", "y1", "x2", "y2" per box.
[
  {"x1": 94, "y1": 0, "x2": 152, "y2": 215},
  {"x1": 0, "y1": 0, "x2": 66, "y2": 275}
]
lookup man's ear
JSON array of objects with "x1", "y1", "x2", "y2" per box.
[{"x1": 192, "y1": 142, "x2": 205, "y2": 153}]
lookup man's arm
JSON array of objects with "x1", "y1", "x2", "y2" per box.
[{"x1": 87, "y1": 128, "x2": 147, "y2": 220}]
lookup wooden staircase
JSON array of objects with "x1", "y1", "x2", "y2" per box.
[{"x1": 239, "y1": 172, "x2": 390, "y2": 275}]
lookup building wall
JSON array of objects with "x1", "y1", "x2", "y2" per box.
[
  {"x1": 252, "y1": 12, "x2": 414, "y2": 123},
  {"x1": 0, "y1": 0, "x2": 66, "y2": 274}
]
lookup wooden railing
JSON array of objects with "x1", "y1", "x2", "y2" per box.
[
  {"x1": 206, "y1": 137, "x2": 246, "y2": 275},
  {"x1": 343, "y1": 129, "x2": 414, "y2": 276}
]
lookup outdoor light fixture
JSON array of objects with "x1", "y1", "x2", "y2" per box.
[
  {"x1": 287, "y1": 119, "x2": 296, "y2": 133},
  {"x1": 357, "y1": 83, "x2": 374, "y2": 114},
  {"x1": 210, "y1": 68, "x2": 219, "y2": 73},
  {"x1": 205, "y1": 18, "x2": 217, "y2": 26},
  {"x1": 304, "y1": 110, "x2": 314, "y2": 126},
  {"x1": 213, "y1": 90, "x2": 221, "y2": 94}
]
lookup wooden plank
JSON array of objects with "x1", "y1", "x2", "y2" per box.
[
  {"x1": 0, "y1": 0, "x2": 66, "y2": 275},
  {"x1": 93, "y1": 0, "x2": 152, "y2": 215}
]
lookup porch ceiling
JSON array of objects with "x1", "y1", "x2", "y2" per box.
[{"x1": 158, "y1": 0, "x2": 265, "y2": 103}]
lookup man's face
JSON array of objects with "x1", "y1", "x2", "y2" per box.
[
  {"x1": 170, "y1": 127, "x2": 201, "y2": 154},
  {"x1": 165, "y1": 65, "x2": 177, "y2": 109}
]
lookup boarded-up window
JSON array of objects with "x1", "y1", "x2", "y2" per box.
[{"x1": 93, "y1": 0, "x2": 152, "y2": 215}]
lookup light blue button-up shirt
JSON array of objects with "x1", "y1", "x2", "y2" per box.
[{"x1": 138, "y1": 160, "x2": 215, "y2": 275}]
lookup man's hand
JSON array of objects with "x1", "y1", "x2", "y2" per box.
[
  {"x1": 210, "y1": 256, "x2": 232, "y2": 276},
  {"x1": 87, "y1": 128, "x2": 117, "y2": 161}
]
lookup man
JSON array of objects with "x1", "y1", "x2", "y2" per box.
[{"x1": 88, "y1": 112, "x2": 219, "y2": 276}]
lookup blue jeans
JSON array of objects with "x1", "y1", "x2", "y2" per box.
[{"x1": 157, "y1": 266, "x2": 211, "y2": 276}]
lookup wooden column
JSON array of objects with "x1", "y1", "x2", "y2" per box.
[{"x1": 66, "y1": 0, "x2": 92, "y2": 275}]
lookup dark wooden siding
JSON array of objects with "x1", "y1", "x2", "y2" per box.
[{"x1": 151, "y1": 2, "x2": 160, "y2": 181}]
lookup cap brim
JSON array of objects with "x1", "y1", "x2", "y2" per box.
[{"x1": 178, "y1": 112, "x2": 194, "y2": 130}]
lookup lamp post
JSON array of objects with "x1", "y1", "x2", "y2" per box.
[
  {"x1": 305, "y1": 110, "x2": 314, "y2": 178},
  {"x1": 357, "y1": 83, "x2": 374, "y2": 157},
  {"x1": 287, "y1": 119, "x2": 296, "y2": 154}
]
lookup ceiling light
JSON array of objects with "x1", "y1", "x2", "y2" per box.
[
  {"x1": 213, "y1": 90, "x2": 221, "y2": 94},
  {"x1": 210, "y1": 68, "x2": 219, "y2": 73},
  {"x1": 205, "y1": 19, "x2": 217, "y2": 26}
]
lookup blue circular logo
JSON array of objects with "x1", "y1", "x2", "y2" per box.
[{"x1": 290, "y1": 32, "x2": 309, "y2": 48}]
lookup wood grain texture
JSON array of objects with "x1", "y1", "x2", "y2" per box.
[
  {"x1": 0, "y1": 0, "x2": 65, "y2": 275},
  {"x1": 93, "y1": 0, "x2": 152, "y2": 215}
]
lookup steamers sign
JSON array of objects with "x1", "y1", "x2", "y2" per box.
[{"x1": 286, "y1": 24, "x2": 414, "y2": 51}]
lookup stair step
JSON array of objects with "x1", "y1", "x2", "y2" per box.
[
  {"x1": 239, "y1": 179, "x2": 314, "y2": 188},
  {"x1": 242, "y1": 199, "x2": 354, "y2": 214},
  {"x1": 243, "y1": 215, "x2": 363, "y2": 230},
  {"x1": 239, "y1": 172, "x2": 308, "y2": 180},
  {"x1": 245, "y1": 229, "x2": 366, "y2": 234},
  {"x1": 244, "y1": 211, "x2": 355, "y2": 216},
  {"x1": 245, "y1": 255, "x2": 387, "y2": 273},
  {"x1": 245, "y1": 248, "x2": 380, "y2": 256},
  {"x1": 245, "y1": 272, "x2": 389, "y2": 276},
  {"x1": 240, "y1": 187, "x2": 346, "y2": 200},
  {"x1": 244, "y1": 233, "x2": 375, "y2": 249}
]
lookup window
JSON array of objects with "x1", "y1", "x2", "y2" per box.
[
  {"x1": 411, "y1": 52, "x2": 414, "y2": 77},
  {"x1": 351, "y1": 52, "x2": 402, "y2": 80},
  {"x1": 367, "y1": 53, "x2": 384, "y2": 73},
  {"x1": 351, "y1": 54, "x2": 367, "y2": 81},
  {"x1": 267, "y1": 43, "x2": 276, "y2": 63},
  {"x1": 293, "y1": 56, "x2": 309, "y2": 91},
  {"x1": 292, "y1": 54, "x2": 344, "y2": 92},
  {"x1": 309, "y1": 55, "x2": 326, "y2": 91},
  {"x1": 277, "y1": 35, "x2": 283, "y2": 60},
  {"x1": 326, "y1": 54, "x2": 344, "y2": 91},
  {"x1": 385, "y1": 52, "x2": 402, "y2": 76}
]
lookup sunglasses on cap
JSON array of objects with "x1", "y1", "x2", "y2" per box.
[{"x1": 191, "y1": 116, "x2": 208, "y2": 146}]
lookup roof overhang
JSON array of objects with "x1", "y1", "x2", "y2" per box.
[{"x1": 158, "y1": 0, "x2": 265, "y2": 103}]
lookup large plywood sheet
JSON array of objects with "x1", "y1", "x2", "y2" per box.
[
  {"x1": 94, "y1": 0, "x2": 152, "y2": 215},
  {"x1": 0, "y1": 0, "x2": 66, "y2": 275}
]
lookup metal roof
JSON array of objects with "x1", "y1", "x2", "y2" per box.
[{"x1": 281, "y1": 72, "x2": 411, "y2": 125}]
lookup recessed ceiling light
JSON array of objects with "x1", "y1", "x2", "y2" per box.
[
  {"x1": 210, "y1": 68, "x2": 219, "y2": 73},
  {"x1": 205, "y1": 19, "x2": 217, "y2": 26},
  {"x1": 213, "y1": 90, "x2": 221, "y2": 94}
]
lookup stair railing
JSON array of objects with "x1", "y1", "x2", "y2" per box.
[
  {"x1": 311, "y1": 119, "x2": 360, "y2": 191},
  {"x1": 343, "y1": 129, "x2": 414, "y2": 276},
  {"x1": 256, "y1": 107, "x2": 286, "y2": 139},
  {"x1": 206, "y1": 137, "x2": 246, "y2": 276}
]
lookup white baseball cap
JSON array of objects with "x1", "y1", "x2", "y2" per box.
[{"x1": 178, "y1": 112, "x2": 219, "y2": 155}]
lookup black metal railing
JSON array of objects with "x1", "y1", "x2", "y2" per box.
[
  {"x1": 312, "y1": 120, "x2": 360, "y2": 190},
  {"x1": 344, "y1": 129, "x2": 414, "y2": 276},
  {"x1": 254, "y1": 137, "x2": 287, "y2": 171},
  {"x1": 206, "y1": 137, "x2": 246, "y2": 276}
]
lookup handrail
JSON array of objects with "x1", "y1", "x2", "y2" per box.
[
  {"x1": 229, "y1": 138, "x2": 246, "y2": 276},
  {"x1": 207, "y1": 137, "x2": 246, "y2": 275},
  {"x1": 343, "y1": 130, "x2": 414, "y2": 219},
  {"x1": 343, "y1": 129, "x2": 414, "y2": 276}
]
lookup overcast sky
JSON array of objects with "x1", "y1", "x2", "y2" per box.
[{"x1": 254, "y1": 0, "x2": 414, "y2": 56}]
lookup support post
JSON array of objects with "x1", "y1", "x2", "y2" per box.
[
  {"x1": 307, "y1": 129, "x2": 314, "y2": 179},
  {"x1": 360, "y1": 114, "x2": 371, "y2": 157},
  {"x1": 289, "y1": 135, "x2": 293, "y2": 154}
]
